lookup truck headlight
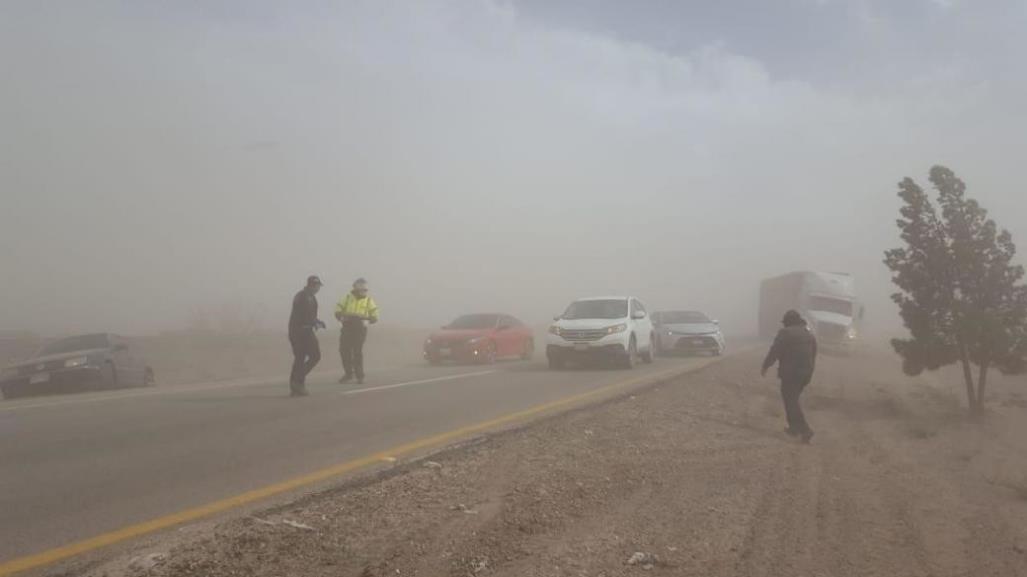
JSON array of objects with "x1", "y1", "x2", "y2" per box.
[
  {"x1": 64, "y1": 356, "x2": 89, "y2": 368},
  {"x1": 605, "y1": 324, "x2": 627, "y2": 334},
  {"x1": 548, "y1": 325, "x2": 563, "y2": 336}
]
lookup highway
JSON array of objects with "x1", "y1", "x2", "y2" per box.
[{"x1": 0, "y1": 354, "x2": 719, "y2": 569}]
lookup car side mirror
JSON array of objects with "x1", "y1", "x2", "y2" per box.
[
  {"x1": 712, "y1": 319, "x2": 720, "y2": 324},
  {"x1": 553, "y1": 315, "x2": 562, "y2": 321},
  {"x1": 632, "y1": 311, "x2": 646, "y2": 320}
]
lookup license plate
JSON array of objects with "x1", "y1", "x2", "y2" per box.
[
  {"x1": 438, "y1": 348, "x2": 451, "y2": 356},
  {"x1": 691, "y1": 338, "x2": 705, "y2": 345},
  {"x1": 574, "y1": 344, "x2": 590, "y2": 352},
  {"x1": 29, "y1": 372, "x2": 49, "y2": 385}
]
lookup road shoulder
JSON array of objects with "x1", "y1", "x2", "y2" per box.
[{"x1": 70, "y1": 350, "x2": 1027, "y2": 576}]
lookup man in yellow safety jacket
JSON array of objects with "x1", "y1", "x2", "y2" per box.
[{"x1": 335, "y1": 278, "x2": 379, "y2": 384}]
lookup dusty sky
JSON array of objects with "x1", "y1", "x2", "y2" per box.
[{"x1": 2, "y1": 0, "x2": 1026, "y2": 336}]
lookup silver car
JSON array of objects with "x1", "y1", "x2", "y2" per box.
[{"x1": 652, "y1": 310, "x2": 725, "y2": 356}]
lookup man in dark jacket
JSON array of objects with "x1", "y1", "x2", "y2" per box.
[
  {"x1": 288, "y1": 275, "x2": 326, "y2": 397},
  {"x1": 761, "y1": 309, "x2": 817, "y2": 443}
]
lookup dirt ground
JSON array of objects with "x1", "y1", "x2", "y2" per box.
[{"x1": 87, "y1": 347, "x2": 1027, "y2": 577}]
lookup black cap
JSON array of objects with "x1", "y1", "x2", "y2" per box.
[{"x1": 307, "y1": 275, "x2": 323, "y2": 286}]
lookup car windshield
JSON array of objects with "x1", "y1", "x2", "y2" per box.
[
  {"x1": 39, "y1": 334, "x2": 109, "y2": 356},
  {"x1": 447, "y1": 314, "x2": 499, "y2": 330},
  {"x1": 808, "y1": 296, "x2": 854, "y2": 317},
  {"x1": 562, "y1": 299, "x2": 628, "y2": 320},
  {"x1": 658, "y1": 311, "x2": 710, "y2": 324}
]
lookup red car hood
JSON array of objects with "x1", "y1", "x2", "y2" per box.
[{"x1": 430, "y1": 329, "x2": 492, "y2": 342}]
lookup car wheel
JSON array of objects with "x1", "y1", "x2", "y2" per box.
[
  {"x1": 101, "y1": 362, "x2": 118, "y2": 389},
  {"x1": 641, "y1": 334, "x2": 655, "y2": 363},
  {"x1": 143, "y1": 367, "x2": 156, "y2": 387},
  {"x1": 482, "y1": 341, "x2": 497, "y2": 365},
  {"x1": 548, "y1": 354, "x2": 564, "y2": 370},
  {"x1": 520, "y1": 339, "x2": 534, "y2": 361},
  {"x1": 620, "y1": 337, "x2": 637, "y2": 369}
]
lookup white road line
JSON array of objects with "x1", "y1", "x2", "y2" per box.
[
  {"x1": 0, "y1": 380, "x2": 271, "y2": 412},
  {"x1": 0, "y1": 366, "x2": 406, "y2": 412},
  {"x1": 340, "y1": 369, "x2": 499, "y2": 396}
]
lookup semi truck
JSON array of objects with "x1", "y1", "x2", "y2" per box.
[{"x1": 758, "y1": 271, "x2": 864, "y2": 347}]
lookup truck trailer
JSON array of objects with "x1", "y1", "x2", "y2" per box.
[{"x1": 758, "y1": 271, "x2": 863, "y2": 347}]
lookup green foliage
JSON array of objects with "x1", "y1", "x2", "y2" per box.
[{"x1": 884, "y1": 166, "x2": 1027, "y2": 412}]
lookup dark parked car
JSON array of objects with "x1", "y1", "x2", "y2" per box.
[
  {"x1": 0, "y1": 333, "x2": 154, "y2": 399},
  {"x1": 424, "y1": 314, "x2": 534, "y2": 365}
]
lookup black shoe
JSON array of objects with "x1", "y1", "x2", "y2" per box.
[
  {"x1": 784, "y1": 427, "x2": 800, "y2": 437},
  {"x1": 801, "y1": 430, "x2": 814, "y2": 444},
  {"x1": 338, "y1": 375, "x2": 353, "y2": 384},
  {"x1": 290, "y1": 389, "x2": 309, "y2": 397},
  {"x1": 356, "y1": 376, "x2": 365, "y2": 385}
]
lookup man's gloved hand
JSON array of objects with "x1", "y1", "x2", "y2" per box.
[{"x1": 368, "y1": 318, "x2": 378, "y2": 325}]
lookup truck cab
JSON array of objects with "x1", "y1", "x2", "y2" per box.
[{"x1": 760, "y1": 271, "x2": 863, "y2": 349}]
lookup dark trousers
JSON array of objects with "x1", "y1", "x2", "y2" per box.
[
  {"x1": 289, "y1": 330, "x2": 321, "y2": 390},
  {"x1": 339, "y1": 323, "x2": 368, "y2": 379},
  {"x1": 780, "y1": 375, "x2": 812, "y2": 434}
]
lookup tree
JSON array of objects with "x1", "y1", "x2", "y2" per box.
[{"x1": 884, "y1": 166, "x2": 1027, "y2": 414}]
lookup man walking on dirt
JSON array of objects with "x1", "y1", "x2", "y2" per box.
[
  {"x1": 288, "y1": 275, "x2": 326, "y2": 397},
  {"x1": 336, "y1": 278, "x2": 379, "y2": 384},
  {"x1": 761, "y1": 309, "x2": 817, "y2": 443}
]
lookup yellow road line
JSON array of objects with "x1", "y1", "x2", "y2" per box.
[{"x1": 0, "y1": 363, "x2": 700, "y2": 576}]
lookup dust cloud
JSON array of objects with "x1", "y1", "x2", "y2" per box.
[{"x1": 2, "y1": 1, "x2": 1026, "y2": 338}]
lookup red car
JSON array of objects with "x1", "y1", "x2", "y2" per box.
[{"x1": 424, "y1": 314, "x2": 534, "y2": 365}]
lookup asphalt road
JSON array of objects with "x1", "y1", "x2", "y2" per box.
[{"x1": 0, "y1": 354, "x2": 717, "y2": 566}]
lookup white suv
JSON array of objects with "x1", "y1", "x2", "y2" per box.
[{"x1": 546, "y1": 296, "x2": 656, "y2": 369}]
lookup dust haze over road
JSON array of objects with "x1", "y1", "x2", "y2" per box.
[
  {"x1": 4, "y1": 4, "x2": 1027, "y2": 576},
  {"x1": 3, "y1": 1, "x2": 1027, "y2": 337}
]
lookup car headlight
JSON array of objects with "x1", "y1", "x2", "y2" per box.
[
  {"x1": 847, "y1": 326, "x2": 858, "y2": 339},
  {"x1": 64, "y1": 356, "x2": 89, "y2": 368},
  {"x1": 548, "y1": 325, "x2": 562, "y2": 336},
  {"x1": 605, "y1": 323, "x2": 628, "y2": 334}
]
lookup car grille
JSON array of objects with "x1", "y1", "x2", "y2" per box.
[
  {"x1": 676, "y1": 336, "x2": 717, "y2": 347},
  {"x1": 431, "y1": 340, "x2": 463, "y2": 349},
  {"x1": 12, "y1": 361, "x2": 66, "y2": 376},
  {"x1": 4, "y1": 359, "x2": 66, "y2": 377},
  {"x1": 560, "y1": 329, "x2": 607, "y2": 342},
  {"x1": 816, "y1": 322, "x2": 848, "y2": 341}
]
